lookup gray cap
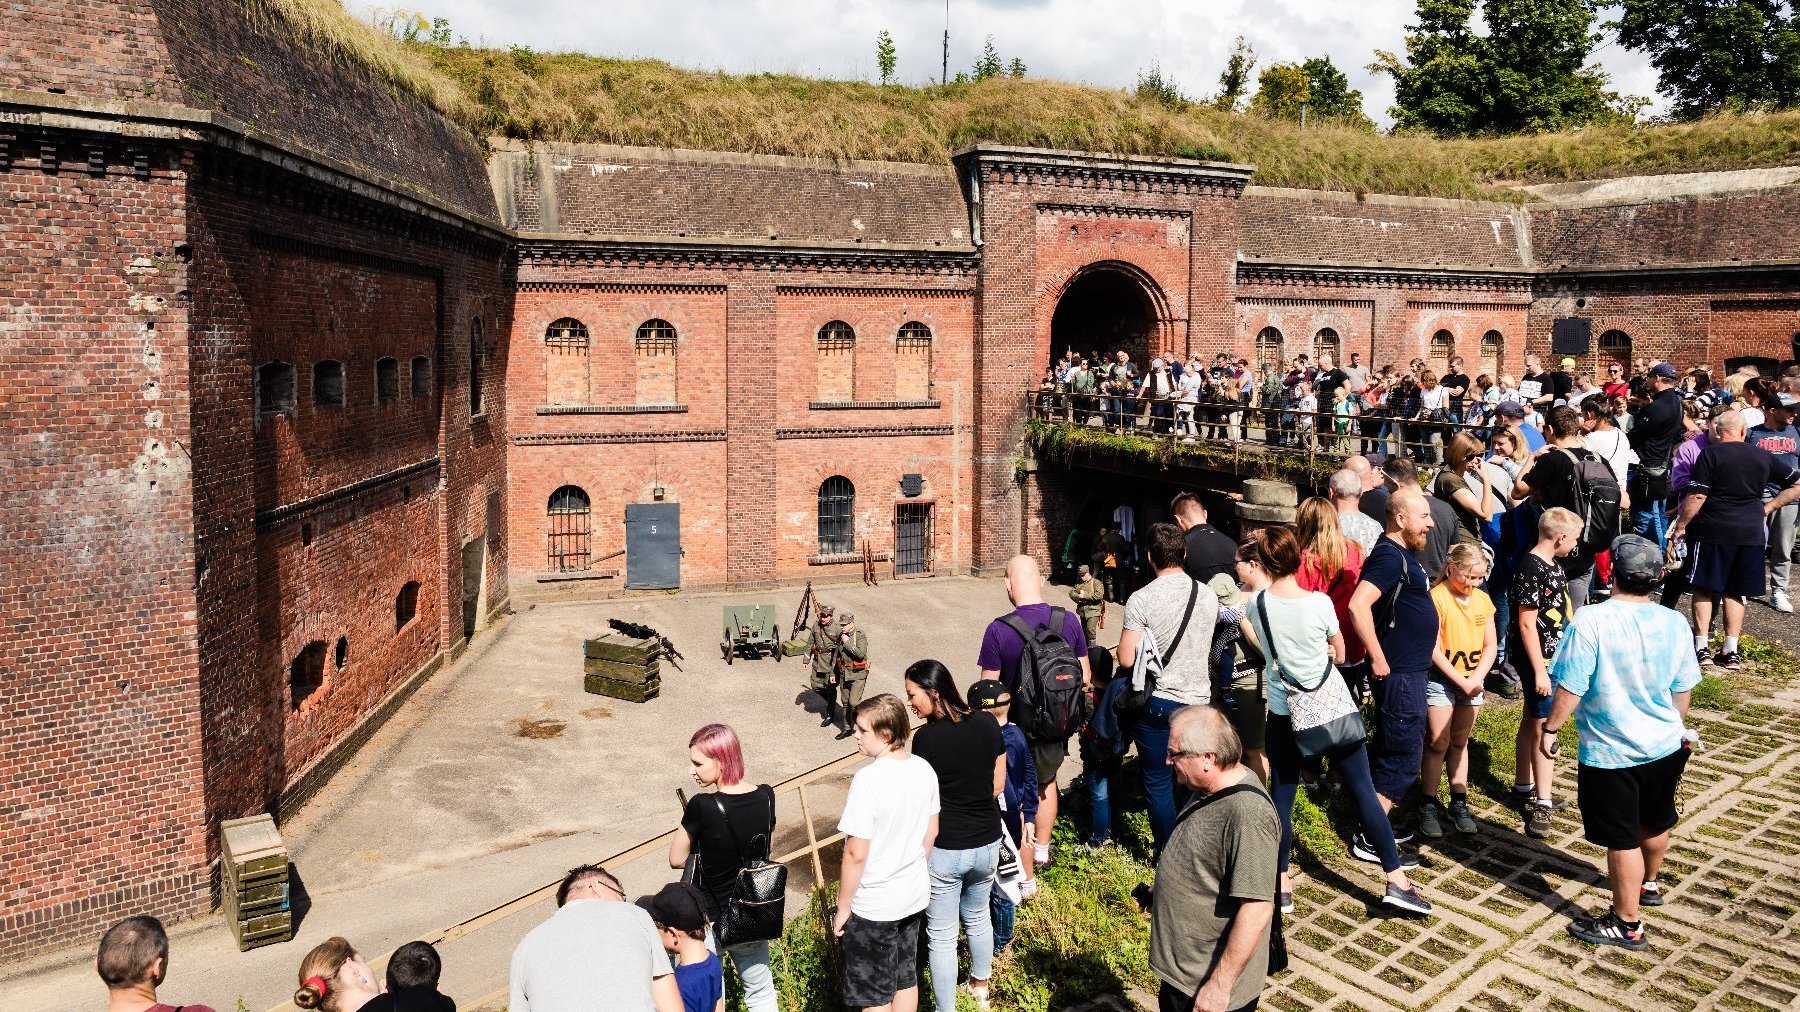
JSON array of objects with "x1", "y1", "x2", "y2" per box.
[
  {"x1": 838, "y1": 611, "x2": 854, "y2": 623},
  {"x1": 1610, "y1": 534, "x2": 1664, "y2": 586}
]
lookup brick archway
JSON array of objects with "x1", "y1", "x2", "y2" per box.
[{"x1": 1048, "y1": 261, "x2": 1173, "y2": 369}]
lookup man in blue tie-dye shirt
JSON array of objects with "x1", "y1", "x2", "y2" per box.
[{"x1": 1545, "y1": 535, "x2": 1703, "y2": 953}]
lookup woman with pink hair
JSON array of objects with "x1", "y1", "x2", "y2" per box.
[{"x1": 668, "y1": 723, "x2": 780, "y2": 1012}]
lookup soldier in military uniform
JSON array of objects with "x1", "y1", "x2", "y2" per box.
[
  {"x1": 831, "y1": 610, "x2": 870, "y2": 740},
  {"x1": 808, "y1": 603, "x2": 843, "y2": 728},
  {"x1": 1069, "y1": 563, "x2": 1106, "y2": 643}
]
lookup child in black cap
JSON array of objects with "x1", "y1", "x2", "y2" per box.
[
  {"x1": 638, "y1": 882, "x2": 722, "y2": 1012},
  {"x1": 360, "y1": 940, "x2": 454, "y2": 1012}
]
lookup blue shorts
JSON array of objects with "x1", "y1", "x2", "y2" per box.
[
  {"x1": 1426, "y1": 672, "x2": 1484, "y2": 708},
  {"x1": 1522, "y1": 673, "x2": 1553, "y2": 721},
  {"x1": 1370, "y1": 668, "x2": 1429, "y2": 801},
  {"x1": 1690, "y1": 542, "x2": 1766, "y2": 598}
]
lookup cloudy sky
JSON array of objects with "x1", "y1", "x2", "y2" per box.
[{"x1": 347, "y1": 0, "x2": 1667, "y2": 127}]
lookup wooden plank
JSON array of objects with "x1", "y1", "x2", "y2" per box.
[
  {"x1": 583, "y1": 634, "x2": 659, "y2": 663},
  {"x1": 583, "y1": 674, "x2": 660, "y2": 702},
  {"x1": 583, "y1": 656, "x2": 660, "y2": 682}
]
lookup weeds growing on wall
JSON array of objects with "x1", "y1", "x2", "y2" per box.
[{"x1": 1024, "y1": 418, "x2": 1341, "y2": 487}]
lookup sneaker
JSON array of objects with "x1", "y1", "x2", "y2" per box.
[
  {"x1": 1392, "y1": 826, "x2": 1416, "y2": 845},
  {"x1": 1448, "y1": 798, "x2": 1478, "y2": 835},
  {"x1": 1774, "y1": 590, "x2": 1794, "y2": 614},
  {"x1": 1525, "y1": 802, "x2": 1554, "y2": 839},
  {"x1": 1510, "y1": 786, "x2": 1537, "y2": 811},
  {"x1": 1278, "y1": 889, "x2": 1295, "y2": 915},
  {"x1": 968, "y1": 984, "x2": 992, "y2": 1011},
  {"x1": 1351, "y1": 834, "x2": 1422, "y2": 869},
  {"x1": 1488, "y1": 674, "x2": 1522, "y2": 700},
  {"x1": 1716, "y1": 650, "x2": 1743, "y2": 671},
  {"x1": 1640, "y1": 880, "x2": 1666, "y2": 907},
  {"x1": 1019, "y1": 879, "x2": 1039, "y2": 903},
  {"x1": 1418, "y1": 801, "x2": 1445, "y2": 840},
  {"x1": 1567, "y1": 910, "x2": 1648, "y2": 951},
  {"x1": 1383, "y1": 882, "x2": 1434, "y2": 916},
  {"x1": 1697, "y1": 646, "x2": 1714, "y2": 667}
]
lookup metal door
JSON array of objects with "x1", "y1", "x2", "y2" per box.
[
  {"x1": 625, "y1": 503, "x2": 681, "y2": 589},
  {"x1": 895, "y1": 503, "x2": 933, "y2": 576}
]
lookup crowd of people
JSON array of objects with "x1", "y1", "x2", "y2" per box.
[{"x1": 89, "y1": 352, "x2": 1796, "y2": 1012}]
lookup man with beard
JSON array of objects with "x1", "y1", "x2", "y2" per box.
[{"x1": 1347, "y1": 490, "x2": 1438, "y2": 857}]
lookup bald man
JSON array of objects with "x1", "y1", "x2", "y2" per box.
[{"x1": 979, "y1": 554, "x2": 1092, "y2": 866}]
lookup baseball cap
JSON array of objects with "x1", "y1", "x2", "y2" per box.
[
  {"x1": 1497, "y1": 401, "x2": 1527, "y2": 418},
  {"x1": 967, "y1": 678, "x2": 1011, "y2": 710},
  {"x1": 1649, "y1": 362, "x2": 1679, "y2": 379},
  {"x1": 1610, "y1": 535, "x2": 1664, "y2": 587},
  {"x1": 1207, "y1": 572, "x2": 1243, "y2": 609},
  {"x1": 637, "y1": 882, "x2": 708, "y2": 932},
  {"x1": 1560, "y1": 357, "x2": 1576, "y2": 368},
  {"x1": 1778, "y1": 393, "x2": 1799, "y2": 409}
]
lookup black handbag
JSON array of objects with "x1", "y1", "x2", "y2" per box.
[{"x1": 711, "y1": 792, "x2": 787, "y2": 947}]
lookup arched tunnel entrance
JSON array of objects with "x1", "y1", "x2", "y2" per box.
[{"x1": 1049, "y1": 265, "x2": 1163, "y2": 369}]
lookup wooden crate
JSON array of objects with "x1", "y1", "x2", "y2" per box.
[
  {"x1": 584, "y1": 673, "x2": 661, "y2": 703},
  {"x1": 582, "y1": 656, "x2": 660, "y2": 684},
  {"x1": 583, "y1": 633, "x2": 660, "y2": 664},
  {"x1": 220, "y1": 814, "x2": 292, "y2": 950}
]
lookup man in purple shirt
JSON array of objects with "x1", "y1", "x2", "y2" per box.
[{"x1": 979, "y1": 554, "x2": 1091, "y2": 868}]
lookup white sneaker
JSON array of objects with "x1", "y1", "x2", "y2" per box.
[{"x1": 1774, "y1": 590, "x2": 1793, "y2": 614}]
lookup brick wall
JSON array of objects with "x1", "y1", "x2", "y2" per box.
[{"x1": 0, "y1": 136, "x2": 209, "y2": 959}]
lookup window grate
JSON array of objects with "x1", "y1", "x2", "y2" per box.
[
  {"x1": 818, "y1": 320, "x2": 856, "y2": 351},
  {"x1": 635, "y1": 318, "x2": 678, "y2": 354},
  {"x1": 817, "y1": 476, "x2": 855, "y2": 556},
  {"x1": 895, "y1": 502, "x2": 933, "y2": 575},
  {"x1": 546, "y1": 317, "x2": 590, "y2": 349},
  {"x1": 897, "y1": 321, "x2": 933, "y2": 349},
  {"x1": 547, "y1": 485, "x2": 592, "y2": 572}
]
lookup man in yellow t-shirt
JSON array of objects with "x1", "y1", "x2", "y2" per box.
[{"x1": 1421, "y1": 546, "x2": 1497, "y2": 839}]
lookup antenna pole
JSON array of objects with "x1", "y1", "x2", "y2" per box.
[{"x1": 942, "y1": 0, "x2": 950, "y2": 85}]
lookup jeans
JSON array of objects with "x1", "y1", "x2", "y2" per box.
[
  {"x1": 1768, "y1": 501, "x2": 1797, "y2": 593},
  {"x1": 1130, "y1": 695, "x2": 1191, "y2": 856},
  {"x1": 926, "y1": 841, "x2": 999, "y2": 1009},
  {"x1": 705, "y1": 929, "x2": 778, "y2": 1012},
  {"x1": 1566, "y1": 564, "x2": 1594, "y2": 612},
  {"x1": 1630, "y1": 483, "x2": 1670, "y2": 550},
  {"x1": 1268, "y1": 715, "x2": 1403, "y2": 874},
  {"x1": 990, "y1": 889, "x2": 1016, "y2": 953},
  {"x1": 1084, "y1": 748, "x2": 1124, "y2": 845}
]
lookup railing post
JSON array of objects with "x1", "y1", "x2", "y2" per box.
[{"x1": 796, "y1": 781, "x2": 826, "y2": 889}]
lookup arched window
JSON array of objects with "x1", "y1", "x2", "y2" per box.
[
  {"x1": 817, "y1": 322, "x2": 857, "y2": 402},
  {"x1": 469, "y1": 317, "x2": 485, "y2": 416},
  {"x1": 634, "y1": 319, "x2": 679, "y2": 404},
  {"x1": 290, "y1": 641, "x2": 327, "y2": 710},
  {"x1": 897, "y1": 322, "x2": 933, "y2": 401},
  {"x1": 1312, "y1": 328, "x2": 1340, "y2": 366},
  {"x1": 1480, "y1": 330, "x2": 1504, "y2": 378},
  {"x1": 545, "y1": 317, "x2": 589, "y2": 348},
  {"x1": 818, "y1": 321, "x2": 856, "y2": 347},
  {"x1": 818, "y1": 476, "x2": 855, "y2": 556},
  {"x1": 395, "y1": 581, "x2": 420, "y2": 631},
  {"x1": 410, "y1": 355, "x2": 432, "y2": 399},
  {"x1": 257, "y1": 361, "x2": 296, "y2": 414},
  {"x1": 314, "y1": 360, "x2": 345, "y2": 409},
  {"x1": 1429, "y1": 329, "x2": 1455, "y2": 372},
  {"x1": 1254, "y1": 327, "x2": 1283, "y2": 370},
  {"x1": 376, "y1": 357, "x2": 400, "y2": 404},
  {"x1": 635, "y1": 318, "x2": 678, "y2": 352},
  {"x1": 547, "y1": 485, "x2": 592, "y2": 572},
  {"x1": 333, "y1": 636, "x2": 349, "y2": 670},
  {"x1": 1598, "y1": 330, "x2": 1632, "y2": 373}
]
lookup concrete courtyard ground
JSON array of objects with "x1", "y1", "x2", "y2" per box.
[{"x1": 7, "y1": 574, "x2": 1800, "y2": 1012}]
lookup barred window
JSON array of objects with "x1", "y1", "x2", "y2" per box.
[
  {"x1": 545, "y1": 317, "x2": 589, "y2": 348},
  {"x1": 897, "y1": 321, "x2": 933, "y2": 347},
  {"x1": 1313, "y1": 328, "x2": 1340, "y2": 365},
  {"x1": 314, "y1": 360, "x2": 345, "y2": 409},
  {"x1": 547, "y1": 485, "x2": 593, "y2": 572},
  {"x1": 1598, "y1": 330, "x2": 1632, "y2": 370},
  {"x1": 1255, "y1": 327, "x2": 1283, "y2": 370},
  {"x1": 469, "y1": 318, "x2": 485, "y2": 416},
  {"x1": 411, "y1": 355, "x2": 432, "y2": 399},
  {"x1": 395, "y1": 581, "x2": 419, "y2": 631},
  {"x1": 1480, "y1": 330, "x2": 1504, "y2": 378},
  {"x1": 818, "y1": 320, "x2": 856, "y2": 350},
  {"x1": 818, "y1": 476, "x2": 855, "y2": 556},
  {"x1": 635, "y1": 318, "x2": 678, "y2": 353},
  {"x1": 1429, "y1": 329, "x2": 1455, "y2": 371}
]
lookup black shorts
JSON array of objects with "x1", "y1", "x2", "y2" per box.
[
  {"x1": 1689, "y1": 542, "x2": 1766, "y2": 598},
  {"x1": 1225, "y1": 688, "x2": 1268, "y2": 751},
  {"x1": 1577, "y1": 748, "x2": 1690, "y2": 850},
  {"x1": 840, "y1": 909, "x2": 923, "y2": 1008},
  {"x1": 1030, "y1": 736, "x2": 1069, "y2": 786}
]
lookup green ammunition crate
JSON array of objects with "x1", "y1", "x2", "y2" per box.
[
  {"x1": 584, "y1": 674, "x2": 661, "y2": 703},
  {"x1": 582, "y1": 656, "x2": 660, "y2": 683},
  {"x1": 583, "y1": 634, "x2": 660, "y2": 664}
]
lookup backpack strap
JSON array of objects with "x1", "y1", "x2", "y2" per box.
[
  {"x1": 711, "y1": 791, "x2": 772, "y2": 864},
  {"x1": 1172, "y1": 781, "x2": 1270, "y2": 831}
]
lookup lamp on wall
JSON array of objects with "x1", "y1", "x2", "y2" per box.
[{"x1": 652, "y1": 482, "x2": 665, "y2": 501}]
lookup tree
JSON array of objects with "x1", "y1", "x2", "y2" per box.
[
  {"x1": 1301, "y1": 56, "x2": 1370, "y2": 122},
  {"x1": 1251, "y1": 63, "x2": 1311, "y2": 118},
  {"x1": 1009, "y1": 56, "x2": 1027, "y2": 78},
  {"x1": 1615, "y1": 0, "x2": 1800, "y2": 117},
  {"x1": 1214, "y1": 36, "x2": 1257, "y2": 111},
  {"x1": 1371, "y1": 0, "x2": 1631, "y2": 134},
  {"x1": 876, "y1": 29, "x2": 897, "y2": 85},
  {"x1": 972, "y1": 36, "x2": 1004, "y2": 80},
  {"x1": 1135, "y1": 61, "x2": 1191, "y2": 109}
]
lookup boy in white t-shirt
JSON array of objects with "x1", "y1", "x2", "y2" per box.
[{"x1": 835, "y1": 693, "x2": 941, "y2": 1012}]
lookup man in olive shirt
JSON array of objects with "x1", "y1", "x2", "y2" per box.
[{"x1": 1150, "y1": 706, "x2": 1277, "y2": 1012}]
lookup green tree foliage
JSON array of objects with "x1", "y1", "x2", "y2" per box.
[
  {"x1": 1372, "y1": 0, "x2": 1630, "y2": 134},
  {"x1": 1135, "y1": 61, "x2": 1191, "y2": 109},
  {"x1": 1301, "y1": 56, "x2": 1370, "y2": 123},
  {"x1": 1252, "y1": 63, "x2": 1311, "y2": 118},
  {"x1": 1615, "y1": 0, "x2": 1800, "y2": 117},
  {"x1": 876, "y1": 29, "x2": 897, "y2": 85},
  {"x1": 1009, "y1": 56, "x2": 1027, "y2": 78},
  {"x1": 972, "y1": 36, "x2": 1004, "y2": 81},
  {"x1": 1214, "y1": 36, "x2": 1257, "y2": 111}
]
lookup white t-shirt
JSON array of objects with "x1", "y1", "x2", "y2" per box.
[
  {"x1": 1581, "y1": 428, "x2": 1634, "y2": 489},
  {"x1": 510, "y1": 900, "x2": 669, "y2": 1012},
  {"x1": 1420, "y1": 385, "x2": 1448, "y2": 412},
  {"x1": 1742, "y1": 406, "x2": 1766, "y2": 430},
  {"x1": 838, "y1": 752, "x2": 939, "y2": 921}
]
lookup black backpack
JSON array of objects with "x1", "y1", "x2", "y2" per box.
[
  {"x1": 1003, "y1": 607, "x2": 1088, "y2": 741},
  {"x1": 1552, "y1": 447, "x2": 1622, "y2": 552}
]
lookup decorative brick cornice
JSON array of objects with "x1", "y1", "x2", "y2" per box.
[
  {"x1": 513, "y1": 429, "x2": 727, "y2": 446},
  {"x1": 535, "y1": 403, "x2": 688, "y2": 416},
  {"x1": 518, "y1": 281, "x2": 728, "y2": 295},
  {"x1": 777, "y1": 424, "x2": 956, "y2": 439},
  {"x1": 956, "y1": 144, "x2": 1254, "y2": 199},
  {"x1": 254, "y1": 457, "x2": 439, "y2": 529},
  {"x1": 516, "y1": 239, "x2": 977, "y2": 275},
  {"x1": 1035, "y1": 202, "x2": 1192, "y2": 221},
  {"x1": 1710, "y1": 298, "x2": 1800, "y2": 312},
  {"x1": 776, "y1": 285, "x2": 973, "y2": 299},
  {"x1": 1237, "y1": 297, "x2": 1375, "y2": 310},
  {"x1": 1407, "y1": 300, "x2": 1531, "y2": 312},
  {"x1": 1238, "y1": 261, "x2": 1534, "y2": 293},
  {"x1": 808, "y1": 400, "x2": 942, "y2": 411}
]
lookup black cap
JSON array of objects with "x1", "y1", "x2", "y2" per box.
[
  {"x1": 637, "y1": 882, "x2": 708, "y2": 932},
  {"x1": 967, "y1": 678, "x2": 1011, "y2": 710}
]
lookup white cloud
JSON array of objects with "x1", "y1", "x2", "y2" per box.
[{"x1": 351, "y1": 0, "x2": 1667, "y2": 128}]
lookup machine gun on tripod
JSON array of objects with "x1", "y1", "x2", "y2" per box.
[{"x1": 607, "y1": 618, "x2": 684, "y2": 672}]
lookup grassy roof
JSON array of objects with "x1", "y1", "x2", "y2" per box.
[{"x1": 250, "y1": 1, "x2": 1800, "y2": 202}]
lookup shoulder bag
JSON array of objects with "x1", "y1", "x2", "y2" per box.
[
  {"x1": 1171, "y1": 782, "x2": 1289, "y2": 976},
  {"x1": 1253, "y1": 594, "x2": 1366, "y2": 761},
  {"x1": 711, "y1": 790, "x2": 788, "y2": 947}
]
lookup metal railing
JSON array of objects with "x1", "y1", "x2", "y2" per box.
[{"x1": 269, "y1": 749, "x2": 871, "y2": 1012}]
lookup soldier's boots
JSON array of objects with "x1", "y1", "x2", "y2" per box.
[
  {"x1": 835, "y1": 709, "x2": 856, "y2": 740},
  {"x1": 820, "y1": 699, "x2": 837, "y2": 728}
]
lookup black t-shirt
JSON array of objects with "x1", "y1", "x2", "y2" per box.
[
  {"x1": 1441, "y1": 372, "x2": 1472, "y2": 415},
  {"x1": 1549, "y1": 371, "x2": 1574, "y2": 401},
  {"x1": 1629, "y1": 388, "x2": 1685, "y2": 468},
  {"x1": 1421, "y1": 495, "x2": 1457, "y2": 578},
  {"x1": 912, "y1": 712, "x2": 1005, "y2": 850},
  {"x1": 680, "y1": 786, "x2": 777, "y2": 915},
  {"x1": 1316, "y1": 368, "x2": 1349, "y2": 398},
  {"x1": 1361, "y1": 486, "x2": 1391, "y2": 528},
  {"x1": 1358, "y1": 536, "x2": 1437, "y2": 672},
  {"x1": 360, "y1": 988, "x2": 456, "y2": 1012},
  {"x1": 1508, "y1": 553, "x2": 1569, "y2": 669},
  {"x1": 1181, "y1": 524, "x2": 1239, "y2": 584},
  {"x1": 1690, "y1": 441, "x2": 1800, "y2": 546},
  {"x1": 1524, "y1": 446, "x2": 1599, "y2": 574},
  {"x1": 1521, "y1": 371, "x2": 1549, "y2": 403}
]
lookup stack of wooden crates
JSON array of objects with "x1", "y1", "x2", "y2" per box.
[
  {"x1": 220, "y1": 814, "x2": 293, "y2": 950},
  {"x1": 584, "y1": 632, "x2": 661, "y2": 702}
]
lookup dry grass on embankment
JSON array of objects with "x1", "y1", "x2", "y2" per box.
[{"x1": 252, "y1": 0, "x2": 1800, "y2": 200}]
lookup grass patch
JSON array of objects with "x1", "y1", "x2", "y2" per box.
[{"x1": 1026, "y1": 418, "x2": 1341, "y2": 489}]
